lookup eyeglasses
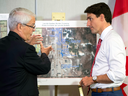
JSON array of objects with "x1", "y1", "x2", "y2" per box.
[{"x1": 23, "y1": 23, "x2": 36, "y2": 29}]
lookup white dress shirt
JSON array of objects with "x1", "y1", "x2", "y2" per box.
[{"x1": 90, "y1": 25, "x2": 126, "y2": 88}]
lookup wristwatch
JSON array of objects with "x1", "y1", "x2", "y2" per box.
[{"x1": 92, "y1": 76, "x2": 97, "y2": 83}]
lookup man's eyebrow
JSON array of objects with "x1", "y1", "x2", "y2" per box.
[{"x1": 87, "y1": 17, "x2": 91, "y2": 20}]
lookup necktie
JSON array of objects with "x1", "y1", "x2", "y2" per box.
[
  {"x1": 87, "y1": 38, "x2": 102, "y2": 95},
  {"x1": 90, "y1": 38, "x2": 102, "y2": 76}
]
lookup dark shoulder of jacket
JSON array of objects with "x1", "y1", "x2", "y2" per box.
[{"x1": 16, "y1": 41, "x2": 36, "y2": 54}]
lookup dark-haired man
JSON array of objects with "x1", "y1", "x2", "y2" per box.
[{"x1": 80, "y1": 2, "x2": 126, "y2": 96}]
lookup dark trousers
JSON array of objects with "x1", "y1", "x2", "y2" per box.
[{"x1": 92, "y1": 89, "x2": 123, "y2": 96}]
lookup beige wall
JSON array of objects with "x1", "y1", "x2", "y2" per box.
[
  {"x1": 0, "y1": 0, "x2": 116, "y2": 96},
  {"x1": 38, "y1": 85, "x2": 91, "y2": 96}
]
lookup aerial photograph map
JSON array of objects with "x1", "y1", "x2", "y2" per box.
[{"x1": 34, "y1": 21, "x2": 96, "y2": 78}]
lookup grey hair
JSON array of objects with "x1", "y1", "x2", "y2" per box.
[{"x1": 8, "y1": 7, "x2": 35, "y2": 30}]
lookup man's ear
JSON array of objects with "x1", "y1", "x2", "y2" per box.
[
  {"x1": 100, "y1": 14, "x2": 105, "y2": 21},
  {"x1": 17, "y1": 23, "x2": 22, "y2": 32}
]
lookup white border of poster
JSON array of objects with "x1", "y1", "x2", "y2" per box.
[
  {"x1": 0, "y1": 14, "x2": 9, "y2": 20},
  {"x1": 38, "y1": 78, "x2": 82, "y2": 85}
]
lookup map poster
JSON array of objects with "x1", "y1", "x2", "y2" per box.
[
  {"x1": 34, "y1": 21, "x2": 96, "y2": 85},
  {"x1": 0, "y1": 14, "x2": 9, "y2": 38}
]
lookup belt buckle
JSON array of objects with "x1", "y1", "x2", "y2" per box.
[{"x1": 97, "y1": 88, "x2": 102, "y2": 93}]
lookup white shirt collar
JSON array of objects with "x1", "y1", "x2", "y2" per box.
[{"x1": 100, "y1": 25, "x2": 113, "y2": 40}]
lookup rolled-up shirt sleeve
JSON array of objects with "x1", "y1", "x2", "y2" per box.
[{"x1": 106, "y1": 37, "x2": 126, "y2": 83}]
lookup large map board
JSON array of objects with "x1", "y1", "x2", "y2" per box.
[{"x1": 35, "y1": 21, "x2": 96, "y2": 85}]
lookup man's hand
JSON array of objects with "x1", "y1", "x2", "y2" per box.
[
  {"x1": 79, "y1": 76, "x2": 94, "y2": 88},
  {"x1": 79, "y1": 74, "x2": 113, "y2": 88},
  {"x1": 26, "y1": 34, "x2": 43, "y2": 45},
  {"x1": 40, "y1": 42, "x2": 53, "y2": 56}
]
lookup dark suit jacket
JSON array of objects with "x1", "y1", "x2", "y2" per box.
[{"x1": 0, "y1": 31, "x2": 51, "y2": 96}]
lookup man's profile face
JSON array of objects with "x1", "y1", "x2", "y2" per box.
[
  {"x1": 22, "y1": 16, "x2": 35, "y2": 41},
  {"x1": 86, "y1": 13, "x2": 102, "y2": 35}
]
